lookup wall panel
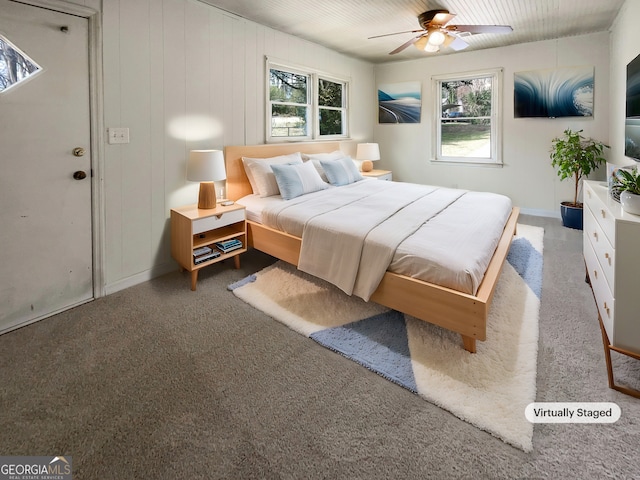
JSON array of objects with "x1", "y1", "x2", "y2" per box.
[
  {"x1": 374, "y1": 32, "x2": 610, "y2": 216},
  {"x1": 101, "y1": 0, "x2": 374, "y2": 292}
]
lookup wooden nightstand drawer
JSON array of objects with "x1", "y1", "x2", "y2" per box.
[{"x1": 192, "y1": 208, "x2": 245, "y2": 234}]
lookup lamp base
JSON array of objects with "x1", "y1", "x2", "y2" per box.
[
  {"x1": 361, "y1": 160, "x2": 373, "y2": 172},
  {"x1": 197, "y1": 182, "x2": 217, "y2": 209}
]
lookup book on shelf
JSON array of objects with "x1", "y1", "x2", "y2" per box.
[
  {"x1": 193, "y1": 246, "x2": 213, "y2": 257},
  {"x1": 194, "y1": 250, "x2": 220, "y2": 264},
  {"x1": 215, "y1": 238, "x2": 243, "y2": 253}
]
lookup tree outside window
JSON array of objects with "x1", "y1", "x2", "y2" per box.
[
  {"x1": 0, "y1": 35, "x2": 42, "y2": 93},
  {"x1": 267, "y1": 61, "x2": 349, "y2": 142},
  {"x1": 434, "y1": 69, "x2": 502, "y2": 165}
]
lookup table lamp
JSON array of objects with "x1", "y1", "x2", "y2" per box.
[
  {"x1": 187, "y1": 149, "x2": 226, "y2": 209},
  {"x1": 356, "y1": 143, "x2": 380, "y2": 172}
]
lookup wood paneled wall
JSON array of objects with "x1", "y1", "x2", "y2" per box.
[{"x1": 99, "y1": 0, "x2": 375, "y2": 293}]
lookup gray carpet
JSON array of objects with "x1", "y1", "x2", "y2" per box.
[{"x1": 1, "y1": 214, "x2": 639, "y2": 479}]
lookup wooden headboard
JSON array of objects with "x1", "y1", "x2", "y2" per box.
[{"x1": 224, "y1": 142, "x2": 343, "y2": 201}]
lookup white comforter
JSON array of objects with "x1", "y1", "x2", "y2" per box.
[{"x1": 259, "y1": 180, "x2": 512, "y2": 300}]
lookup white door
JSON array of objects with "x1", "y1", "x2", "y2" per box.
[{"x1": 0, "y1": 0, "x2": 93, "y2": 333}]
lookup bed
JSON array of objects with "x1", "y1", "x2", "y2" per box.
[{"x1": 225, "y1": 142, "x2": 520, "y2": 353}]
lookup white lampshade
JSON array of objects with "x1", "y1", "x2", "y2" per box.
[
  {"x1": 187, "y1": 149, "x2": 226, "y2": 209},
  {"x1": 187, "y1": 149, "x2": 226, "y2": 182},
  {"x1": 356, "y1": 143, "x2": 380, "y2": 173},
  {"x1": 356, "y1": 143, "x2": 380, "y2": 161}
]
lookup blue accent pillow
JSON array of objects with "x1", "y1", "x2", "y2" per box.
[
  {"x1": 319, "y1": 156, "x2": 363, "y2": 186},
  {"x1": 271, "y1": 161, "x2": 328, "y2": 200}
]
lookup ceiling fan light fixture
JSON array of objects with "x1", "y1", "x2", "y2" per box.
[
  {"x1": 428, "y1": 30, "x2": 446, "y2": 46},
  {"x1": 424, "y1": 43, "x2": 440, "y2": 53},
  {"x1": 433, "y1": 13, "x2": 450, "y2": 23},
  {"x1": 414, "y1": 36, "x2": 429, "y2": 51}
]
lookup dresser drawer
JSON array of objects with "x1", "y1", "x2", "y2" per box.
[
  {"x1": 584, "y1": 239, "x2": 614, "y2": 340},
  {"x1": 583, "y1": 206, "x2": 615, "y2": 290},
  {"x1": 584, "y1": 182, "x2": 615, "y2": 244},
  {"x1": 192, "y1": 208, "x2": 245, "y2": 234}
]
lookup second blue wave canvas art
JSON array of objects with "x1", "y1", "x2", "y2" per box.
[
  {"x1": 514, "y1": 66, "x2": 594, "y2": 118},
  {"x1": 378, "y1": 81, "x2": 422, "y2": 123}
]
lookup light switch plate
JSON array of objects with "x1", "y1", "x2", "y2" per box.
[{"x1": 108, "y1": 127, "x2": 130, "y2": 144}]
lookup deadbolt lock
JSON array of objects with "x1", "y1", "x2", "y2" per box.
[{"x1": 73, "y1": 147, "x2": 85, "y2": 157}]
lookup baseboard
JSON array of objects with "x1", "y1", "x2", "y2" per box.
[
  {"x1": 104, "y1": 262, "x2": 177, "y2": 295},
  {"x1": 519, "y1": 207, "x2": 560, "y2": 219}
]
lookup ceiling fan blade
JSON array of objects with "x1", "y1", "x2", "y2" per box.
[
  {"x1": 389, "y1": 34, "x2": 426, "y2": 55},
  {"x1": 448, "y1": 36, "x2": 469, "y2": 51},
  {"x1": 450, "y1": 25, "x2": 513, "y2": 34},
  {"x1": 368, "y1": 29, "x2": 424, "y2": 40}
]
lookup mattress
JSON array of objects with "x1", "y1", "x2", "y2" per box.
[{"x1": 238, "y1": 180, "x2": 512, "y2": 298}]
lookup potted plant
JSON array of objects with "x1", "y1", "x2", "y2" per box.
[
  {"x1": 615, "y1": 167, "x2": 640, "y2": 215},
  {"x1": 550, "y1": 128, "x2": 608, "y2": 229}
]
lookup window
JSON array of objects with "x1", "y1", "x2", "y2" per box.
[
  {"x1": 0, "y1": 35, "x2": 42, "y2": 94},
  {"x1": 267, "y1": 59, "x2": 348, "y2": 142},
  {"x1": 432, "y1": 69, "x2": 502, "y2": 165}
]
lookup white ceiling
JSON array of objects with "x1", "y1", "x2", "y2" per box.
[{"x1": 199, "y1": 0, "x2": 624, "y2": 63}]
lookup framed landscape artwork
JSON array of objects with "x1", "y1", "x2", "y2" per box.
[
  {"x1": 378, "y1": 81, "x2": 421, "y2": 123},
  {"x1": 514, "y1": 66, "x2": 594, "y2": 118},
  {"x1": 625, "y1": 53, "x2": 640, "y2": 161}
]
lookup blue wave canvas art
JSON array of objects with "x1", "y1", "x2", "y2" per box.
[
  {"x1": 378, "y1": 81, "x2": 421, "y2": 123},
  {"x1": 514, "y1": 66, "x2": 594, "y2": 118}
]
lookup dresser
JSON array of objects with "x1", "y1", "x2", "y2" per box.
[{"x1": 583, "y1": 180, "x2": 640, "y2": 397}]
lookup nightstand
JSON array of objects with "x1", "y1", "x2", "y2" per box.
[
  {"x1": 362, "y1": 169, "x2": 392, "y2": 181},
  {"x1": 171, "y1": 203, "x2": 247, "y2": 291}
]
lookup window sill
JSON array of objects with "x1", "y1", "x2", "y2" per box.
[{"x1": 430, "y1": 159, "x2": 503, "y2": 168}]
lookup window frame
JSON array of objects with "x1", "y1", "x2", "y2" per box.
[
  {"x1": 0, "y1": 33, "x2": 43, "y2": 95},
  {"x1": 431, "y1": 68, "x2": 503, "y2": 166},
  {"x1": 266, "y1": 58, "x2": 349, "y2": 143}
]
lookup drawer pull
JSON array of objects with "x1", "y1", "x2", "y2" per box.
[
  {"x1": 604, "y1": 252, "x2": 611, "y2": 265},
  {"x1": 593, "y1": 270, "x2": 598, "y2": 279},
  {"x1": 601, "y1": 209, "x2": 606, "y2": 219},
  {"x1": 592, "y1": 231, "x2": 598, "y2": 240},
  {"x1": 587, "y1": 190, "x2": 592, "y2": 198},
  {"x1": 603, "y1": 302, "x2": 610, "y2": 317}
]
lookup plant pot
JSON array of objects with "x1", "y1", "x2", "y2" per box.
[
  {"x1": 620, "y1": 191, "x2": 640, "y2": 215},
  {"x1": 560, "y1": 202, "x2": 583, "y2": 230}
]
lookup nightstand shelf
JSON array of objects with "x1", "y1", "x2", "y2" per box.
[
  {"x1": 193, "y1": 225, "x2": 244, "y2": 249},
  {"x1": 171, "y1": 203, "x2": 247, "y2": 291}
]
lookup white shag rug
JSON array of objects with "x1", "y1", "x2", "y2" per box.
[{"x1": 230, "y1": 224, "x2": 544, "y2": 452}]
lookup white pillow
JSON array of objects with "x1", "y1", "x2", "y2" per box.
[
  {"x1": 241, "y1": 153, "x2": 302, "y2": 195},
  {"x1": 319, "y1": 156, "x2": 363, "y2": 186},
  {"x1": 271, "y1": 161, "x2": 328, "y2": 200},
  {"x1": 301, "y1": 150, "x2": 345, "y2": 161},
  {"x1": 302, "y1": 150, "x2": 345, "y2": 182}
]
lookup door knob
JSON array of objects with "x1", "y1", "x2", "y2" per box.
[
  {"x1": 73, "y1": 147, "x2": 85, "y2": 157},
  {"x1": 73, "y1": 171, "x2": 87, "y2": 180}
]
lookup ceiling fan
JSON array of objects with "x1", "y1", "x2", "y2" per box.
[{"x1": 369, "y1": 9, "x2": 513, "y2": 55}]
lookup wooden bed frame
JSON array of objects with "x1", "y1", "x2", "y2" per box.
[{"x1": 225, "y1": 142, "x2": 520, "y2": 353}]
